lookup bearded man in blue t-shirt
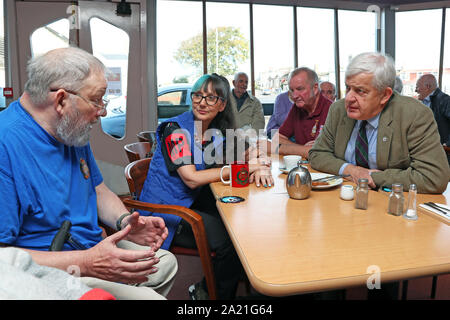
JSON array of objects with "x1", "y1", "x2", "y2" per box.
[{"x1": 0, "y1": 47, "x2": 177, "y2": 299}]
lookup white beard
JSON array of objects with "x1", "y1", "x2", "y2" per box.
[{"x1": 56, "y1": 105, "x2": 92, "y2": 147}]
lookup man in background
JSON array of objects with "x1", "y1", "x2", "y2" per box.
[
  {"x1": 415, "y1": 74, "x2": 450, "y2": 165},
  {"x1": 319, "y1": 81, "x2": 336, "y2": 102},
  {"x1": 229, "y1": 72, "x2": 265, "y2": 131},
  {"x1": 267, "y1": 67, "x2": 332, "y2": 159}
]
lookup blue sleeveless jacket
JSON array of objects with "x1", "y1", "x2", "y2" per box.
[{"x1": 139, "y1": 111, "x2": 223, "y2": 250}]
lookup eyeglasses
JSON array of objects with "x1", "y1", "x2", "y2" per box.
[
  {"x1": 50, "y1": 88, "x2": 109, "y2": 110},
  {"x1": 191, "y1": 92, "x2": 224, "y2": 106}
]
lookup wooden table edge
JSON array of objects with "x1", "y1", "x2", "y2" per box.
[{"x1": 216, "y1": 198, "x2": 450, "y2": 297}]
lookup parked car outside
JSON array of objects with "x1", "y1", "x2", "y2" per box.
[
  {"x1": 101, "y1": 83, "x2": 192, "y2": 138},
  {"x1": 0, "y1": 88, "x2": 6, "y2": 111}
]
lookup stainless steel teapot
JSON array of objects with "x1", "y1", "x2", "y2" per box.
[{"x1": 286, "y1": 161, "x2": 312, "y2": 200}]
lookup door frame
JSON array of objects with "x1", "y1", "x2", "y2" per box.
[{"x1": 6, "y1": 0, "x2": 156, "y2": 194}]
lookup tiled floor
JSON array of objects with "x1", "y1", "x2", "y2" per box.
[{"x1": 167, "y1": 254, "x2": 450, "y2": 300}]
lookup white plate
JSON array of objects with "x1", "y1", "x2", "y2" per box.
[{"x1": 310, "y1": 173, "x2": 343, "y2": 189}]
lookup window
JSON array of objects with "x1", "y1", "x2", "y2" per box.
[
  {"x1": 297, "y1": 7, "x2": 336, "y2": 90},
  {"x1": 206, "y1": 2, "x2": 250, "y2": 82},
  {"x1": 442, "y1": 8, "x2": 450, "y2": 94},
  {"x1": 30, "y1": 18, "x2": 69, "y2": 57},
  {"x1": 0, "y1": 0, "x2": 5, "y2": 110},
  {"x1": 253, "y1": 4, "x2": 294, "y2": 103},
  {"x1": 158, "y1": 90, "x2": 185, "y2": 105},
  {"x1": 338, "y1": 9, "x2": 376, "y2": 97},
  {"x1": 157, "y1": 0, "x2": 203, "y2": 87},
  {"x1": 396, "y1": 9, "x2": 442, "y2": 97},
  {"x1": 157, "y1": 86, "x2": 191, "y2": 120},
  {"x1": 90, "y1": 17, "x2": 130, "y2": 139}
]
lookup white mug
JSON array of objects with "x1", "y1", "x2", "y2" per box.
[{"x1": 283, "y1": 155, "x2": 302, "y2": 171}]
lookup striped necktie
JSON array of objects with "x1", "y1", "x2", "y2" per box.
[{"x1": 355, "y1": 120, "x2": 369, "y2": 168}]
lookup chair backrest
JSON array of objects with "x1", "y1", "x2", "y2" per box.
[
  {"x1": 124, "y1": 142, "x2": 152, "y2": 163},
  {"x1": 444, "y1": 145, "x2": 450, "y2": 155},
  {"x1": 124, "y1": 158, "x2": 151, "y2": 198},
  {"x1": 137, "y1": 131, "x2": 157, "y2": 143}
]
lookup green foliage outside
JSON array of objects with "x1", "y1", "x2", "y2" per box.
[{"x1": 174, "y1": 26, "x2": 249, "y2": 78}]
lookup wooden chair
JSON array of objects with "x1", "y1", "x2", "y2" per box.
[
  {"x1": 124, "y1": 142, "x2": 153, "y2": 163},
  {"x1": 122, "y1": 158, "x2": 217, "y2": 299},
  {"x1": 137, "y1": 131, "x2": 156, "y2": 144}
]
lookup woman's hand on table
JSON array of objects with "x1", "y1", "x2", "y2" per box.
[
  {"x1": 249, "y1": 164, "x2": 274, "y2": 188},
  {"x1": 245, "y1": 153, "x2": 273, "y2": 188}
]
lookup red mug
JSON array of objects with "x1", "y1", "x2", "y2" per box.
[{"x1": 220, "y1": 162, "x2": 249, "y2": 187}]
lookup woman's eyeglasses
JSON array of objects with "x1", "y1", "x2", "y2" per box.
[{"x1": 191, "y1": 92, "x2": 224, "y2": 106}]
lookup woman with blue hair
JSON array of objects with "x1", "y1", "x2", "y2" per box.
[{"x1": 139, "y1": 73, "x2": 273, "y2": 299}]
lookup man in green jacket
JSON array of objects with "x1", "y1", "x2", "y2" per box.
[
  {"x1": 229, "y1": 72, "x2": 265, "y2": 131},
  {"x1": 309, "y1": 52, "x2": 449, "y2": 194}
]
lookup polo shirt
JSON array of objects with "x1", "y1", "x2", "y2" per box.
[{"x1": 278, "y1": 93, "x2": 332, "y2": 145}]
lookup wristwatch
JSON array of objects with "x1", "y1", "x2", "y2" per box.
[{"x1": 116, "y1": 212, "x2": 132, "y2": 230}]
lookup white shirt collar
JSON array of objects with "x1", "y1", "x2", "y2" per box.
[{"x1": 422, "y1": 89, "x2": 436, "y2": 107}]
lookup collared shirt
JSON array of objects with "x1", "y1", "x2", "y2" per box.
[
  {"x1": 233, "y1": 90, "x2": 249, "y2": 111},
  {"x1": 278, "y1": 93, "x2": 332, "y2": 145},
  {"x1": 422, "y1": 89, "x2": 436, "y2": 108},
  {"x1": 339, "y1": 113, "x2": 381, "y2": 175}
]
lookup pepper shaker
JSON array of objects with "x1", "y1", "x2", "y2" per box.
[
  {"x1": 387, "y1": 183, "x2": 404, "y2": 216},
  {"x1": 355, "y1": 178, "x2": 369, "y2": 210}
]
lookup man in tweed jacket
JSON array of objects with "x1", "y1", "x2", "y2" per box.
[{"x1": 309, "y1": 52, "x2": 449, "y2": 194}]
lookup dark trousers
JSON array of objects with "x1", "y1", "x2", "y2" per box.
[
  {"x1": 172, "y1": 186, "x2": 244, "y2": 299},
  {"x1": 367, "y1": 282, "x2": 400, "y2": 300}
]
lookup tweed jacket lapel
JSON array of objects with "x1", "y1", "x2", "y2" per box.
[
  {"x1": 376, "y1": 98, "x2": 394, "y2": 170},
  {"x1": 335, "y1": 115, "x2": 355, "y2": 159}
]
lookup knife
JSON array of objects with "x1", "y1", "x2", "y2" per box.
[{"x1": 313, "y1": 174, "x2": 350, "y2": 182}]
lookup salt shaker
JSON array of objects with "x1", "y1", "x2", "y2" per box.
[
  {"x1": 387, "y1": 183, "x2": 404, "y2": 216},
  {"x1": 403, "y1": 184, "x2": 418, "y2": 221},
  {"x1": 340, "y1": 185, "x2": 354, "y2": 201},
  {"x1": 355, "y1": 178, "x2": 369, "y2": 210}
]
